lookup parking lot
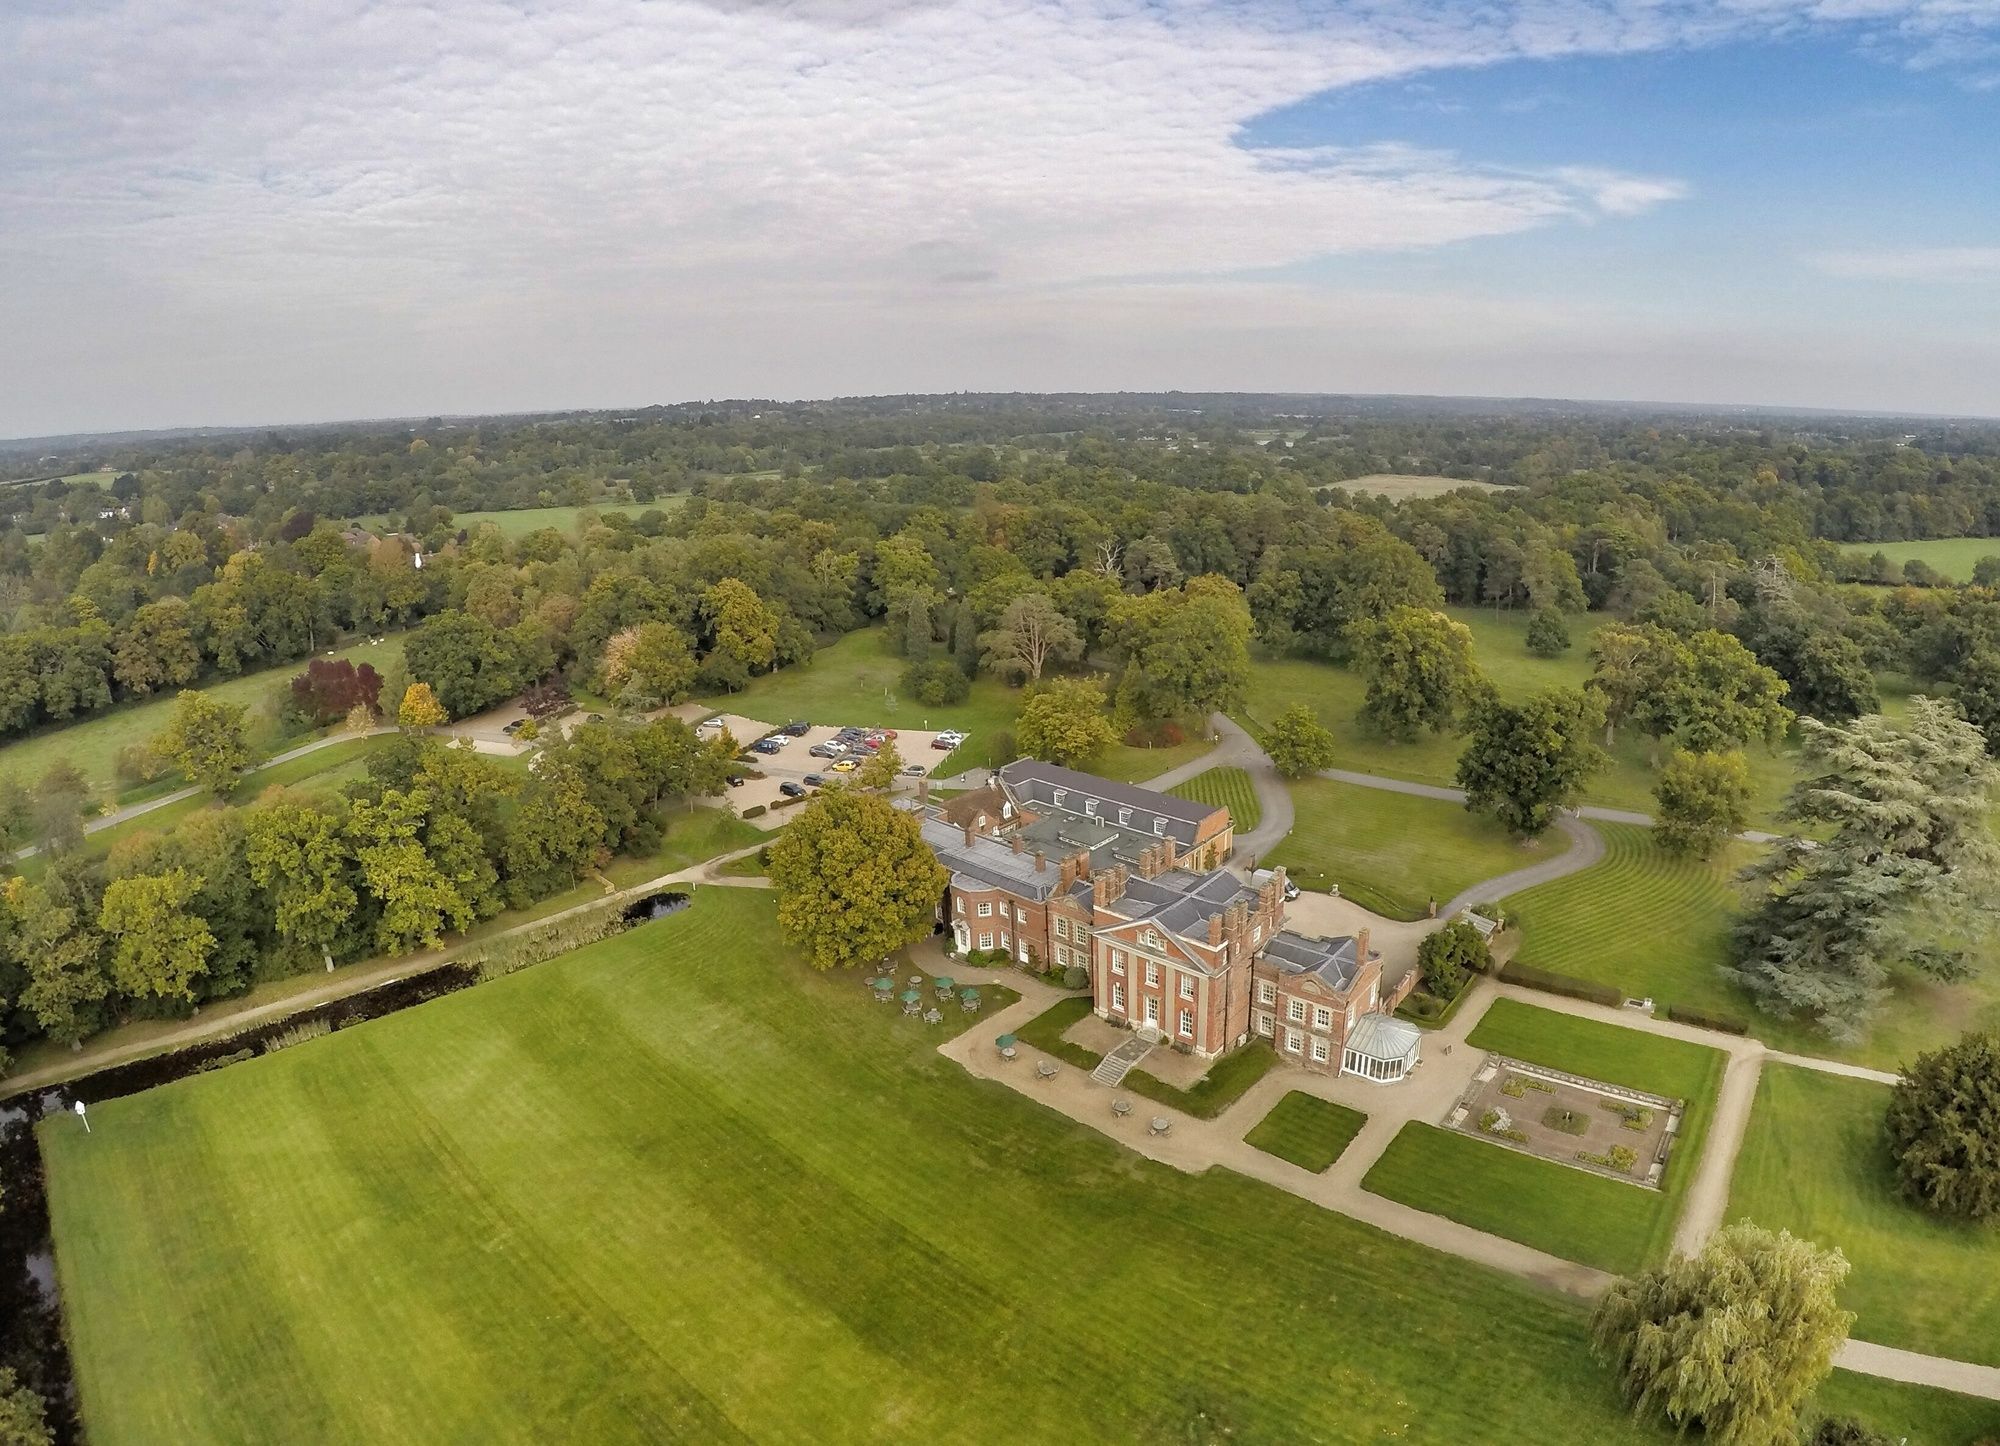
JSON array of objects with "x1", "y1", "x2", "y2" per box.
[{"x1": 695, "y1": 713, "x2": 964, "y2": 829}]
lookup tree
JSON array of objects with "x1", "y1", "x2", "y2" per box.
[
  {"x1": 289, "y1": 657, "x2": 384, "y2": 725},
  {"x1": 1525, "y1": 607, "x2": 1571, "y2": 658},
  {"x1": 14, "y1": 882, "x2": 109, "y2": 1048},
  {"x1": 1016, "y1": 677, "x2": 1119, "y2": 768},
  {"x1": 1733, "y1": 699, "x2": 2000, "y2": 1039},
  {"x1": 767, "y1": 788, "x2": 947, "y2": 971},
  {"x1": 599, "y1": 621, "x2": 695, "y2": 710},
  {"x1": 1417, "y1": 918, "x2": 1489, "y2": 998},
  {"x1": 979, "y1": 593, "x2": 1082, "y2": 683},
  {"x1": 1102, "y1": 581, "x2": 1252, "y2": 723},
  {"x1": 113, "y1": 596, "x2": 201, "y2": 696},
  {"x1": 155, "y1": 689, "x2": 251, "y2": 796},
  {"x1": 345, "y1": 789, "x2": 486, "y2": 953},
  {"x1": 0, "y1": 1368, "x2": 51, "y2": 1446},
  {"x1": 405, "y1": 610, "x2": 522, "y2": 718},
  {"x1": 1805, "y1": 1420, "x2": 1893, "y2": 1446},
  {"x1": 1351, "y1": 607, "x2": 1482, "y2": 740},
  {"x1": 1653, "y1": 750, "x2": 1752, "y2": 859},
  {"x1": 98, "y1": 868, "x2": 216, "y2": 1003},
  {"x1": 702, "y1": 577, "x2": 780, "y2": 676},
  {"x1": 1592, "y1": 1221, "x2": 1852, "y2": 1446},
  {"x1": 902, "y1": 657, "x2": 970, "y2": 705},
  {"x1": 855, "y1": 738, "x2": 906, "y2": 791},
  {"x1": 1948, "y1": 643, "x2": 2000, "y2": 755},
  {"x1": 1587, "y1": 622, "x2": 1688, "y2": 747},
  {"x1": 1678, "y1": 630, "x2": 1793, "y2": 752},
  {"x1": 1455, "y1": 688, "x2": 1605, "y2": 836},
  {"x1": 1263, "y1": 702, "x2": 1336, "y2": 779},
  {"x1": 500, "y1": 759, "x2": 607, "y2": 906},
  {"x1": 29, "y1": 761, "x2": 90, "y2": 857},
  {"x1": 1883, "y1": 1031, "x2": 2000, "y2": 1222},
  {"x1": 245, "y1": 802, "x2": 357, "y2": 971},
  {"x1": 397, "y1": 681, "x2": 448, "y2": 729}
]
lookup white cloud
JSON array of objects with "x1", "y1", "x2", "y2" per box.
[
  {"x1": 0, "y1": 0, "x2": 1995, "y2": 432},
  {"x1": 1811, "y1": 246, "x2": 2000, "y2": 281}
]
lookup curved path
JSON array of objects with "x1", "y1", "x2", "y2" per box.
[{"x1": 1141, "y1": 714, "x2": 1294, "y2": 864}]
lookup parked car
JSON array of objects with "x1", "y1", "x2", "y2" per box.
[
  {"x1": 751, "y1": 739, "x2": 782, "y2": 755},
  {"x1": 809, "y1": 742, "x2": 841, "y2": 758},
  {"x1": 930, "y1": 734, "x2": 961, "y2": 750},
  {"x1": 779, "y1": 781, "x2": 807, "y2": 798},
  {"x1": 900, "y1": 764, "x2": 925, "y2": 777},
  {"x1": 781, "y1": 721, "x2": 810, "y2": 737},
  {"x1": 502, "y1": 718, "x2": 526, "y2": 735},
  {"x1": 803, "y1": 773, "x2": 826, "y2": 787},
  {"x1": 764, "y1": 734, "x2": 791, "y2": 748},
  {"x1": 829, "y1": 758, "x2": 858, "y2": 773},
  {"x1": 1283, "y1": 880, "x2": 1300, "y2": 901},
  {"x1": 835, "y1": 726, "x2": 866, "y2": 741},
  {"x1": 860, "y1": 738, "x2": 880, "y2": 752},
  {"x1": 727, "y1": 775, "x2": 746, "y2": 788}
]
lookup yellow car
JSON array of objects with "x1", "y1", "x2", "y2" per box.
[{"x1": 829, "y1": 758, "x2": 859, "y2": 773}]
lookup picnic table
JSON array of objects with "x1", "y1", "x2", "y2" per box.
[
  {"x1": 1148, "y1": 1116, "x2": 1172, "y2": 1137},
  {"x1": 1111, "y1": 1099, "x2": 1132, "y2": 1119},
  {"x1": 1036, "y1": 1060, "x2": 1059, "y2": 1081}
]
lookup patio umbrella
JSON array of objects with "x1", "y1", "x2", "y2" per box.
[
  {"x1": 995, "y1": 1033, "x2": 1017, "y2": 1048},
  {"x1": 900, "y1": 989, "x2": 923, "y2": 1004},
  {"x1": 933, "y1": 976, "x2": 955, "y2": 990},
  {"x1": 959, "y1": 987, "x2": 980, "y2": 1003},
  {"x1": 871, "y1": 977, "x2": 894, "y2": 993}
]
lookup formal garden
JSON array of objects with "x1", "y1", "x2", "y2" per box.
[{"x1": 1362, "y1": 1001, "x2": 1722, "y2": 1275}]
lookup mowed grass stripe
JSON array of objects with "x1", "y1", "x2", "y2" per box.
[
  {"x1": 1504, "y1": 823, "x2": 1755, "y2": 1020},
  {"x1": 49, "y1": 889, "x2": 1762, "y2": 1443},
  {"x1": 1170, "y1": 766, "x2": 1261, "y2": 833}
]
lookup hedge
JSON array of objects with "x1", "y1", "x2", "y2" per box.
[
  {"x1": 1663, "y1": 1002, "x2": 1751, "y2": 1035},
  {"x1": 742, "y1": 804, "x2": 767, "y2": 818},
  {"x1": 1497, "y1": 960, "x2": 1622, "y2": 1008}
]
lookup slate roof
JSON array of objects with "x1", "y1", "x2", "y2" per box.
[
  {"x1": 1262, "y1": 930, "x2": 1362, "y2": 992},
  {"x1": 920, "y1": 817, "x2": 1063, "y2": 902},
  {"x1": 997, "y1": 759, "x2": 1219, "y2": 847},
  {"x1": 1106, "y1": 868, "x2": 1258, "y2": 939}
]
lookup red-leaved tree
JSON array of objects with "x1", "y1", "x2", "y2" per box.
[{"x1": 290, "y1": 658, "x2": 384, "y2": 725}]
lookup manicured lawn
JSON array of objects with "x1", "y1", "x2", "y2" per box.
[
  {"x1": 1170, "y1": 766, "x2": 1262, "y2": 833},
  {"x1": 1727, "y1": 1065, "x2": 2000, "y2": 1368},
  {"x1": 1365, "y1": 999, "x2": 1725, "y2": 1272},
  {"x1": 1504, "y1": 824, "x2": 1758, "y2": 1021},
  {"x1": 1807, "y1": 1371, "x2": 2000, "y2": 1445},
  {"x1": 46, "y1": 887, "x2": 1689, "y2": 1445},
  {"x1": 696, "y1": 626, "x2": 1026, "y2": 775},
  {"x1": 1840, "y1": 536, "x2": 2000, "y2": 582},
  {"x1": 1270, "y1": 777, "x2": 1564, "y2": 919},
  {"x1": 1093, "y1": 733, "x2": 1217, "y2": 786},
  {"x1": 0, "y1": 632, "x2": 407, "y2": 806},
  {"x1": 1505, "y1": 824, "x2": 2000, "y2": 1073},
  {"x1": 598, "y1": 806, "x2": 767, "y2": 888},
  {"x1": 1237, "y1": 607, "x2": 1799, "y2": 824},
  {"x1": 1244, "y1": 1092, "x2": 1365, "y2": 1172},
  {"x1": 1363, "y1": 1124, "x2": 1671, "y2": 1275},
  {"x1": 1013, "y1": 996, "x2": 1278, "y2": 1118}
]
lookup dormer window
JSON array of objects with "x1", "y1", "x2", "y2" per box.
[
  {"x1": 1052, "y1": 788, "x2": 1066, "y2": 807},
  {"x1": 1084, "y1": 800, "x2": 1097, "y2": 816},
  {"x1": 1153, "y1": 818, "x2": 1165, "y2": 836},
  {"x1": 1119, "y1": 807, "x2": 1131, "y2": 825}
]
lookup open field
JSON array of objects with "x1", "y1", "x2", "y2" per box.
[
  {"x1": 1270, "y1": 776, "x2": 1565, "y2": 918},
  {"x1": 349, "y1": 502, "x2": 685, "y2": 538},
  {"x1": 38, "y1": 891, "x2": 1981, "y2": 1444},
  {"x1": 1238, "y1": 606, "x2": 1800, "y2": 825},
  {"x1": 1243, "y1": 1091, "x2": 1365, "y2": 1172},
  {"x1": 1727, "y1": 1065, "x2": 2000, "y2": 1369},
  {"x1": 1169, "y1": 766, "x2": 1262, "y2": 833},
  {"x1": 1504, "y1": 824, "x2": 2000, "y2": 1072},
  {"x1": 1361, "y1": 1000, "x2": 1724, "y2": 1273},
  {"x1": 45, "y1": 888, "x2": 1672, "y2": 1445},
  {"x1": 1841, "y1": 537, "x2": 2000, "y2": 582},
  {"x1": 0, "y1": 632, "x2": 407, "y2": 806},
  {"x1": 1315, "y1": 474, "x2": 1514, "y2": 502}
]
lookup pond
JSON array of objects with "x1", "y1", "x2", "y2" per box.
[{"x1": 620, "y1": 890, "x2": 691, "y2": 926}]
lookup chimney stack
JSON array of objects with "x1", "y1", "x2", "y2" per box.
[
  {"x1": 1208, "y1": 913, "x2": 1223, "y2": 946},
  {"x1": 1010, "y1": 834, "x2": 1022, "y2": 855},
  {"x1": 1162, "y1": 835, "x2": 1178, "y2": 871},
  {"x1": 1356, "y1": 927, "x2": 1373, "y2": 972},
  {"x1": 1034, "y1": 850, "x2": 1046, "y2": 873},
  {"x1": 918, "y1": 779, "x2": 931, "y2": 804},
  {"x1": 963, "y1": 821, "x2": 975, "y2": 847}
]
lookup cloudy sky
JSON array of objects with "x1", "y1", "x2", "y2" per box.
[{"x1": 4, "y1": 0, "x2": 1998, "y2": 437}]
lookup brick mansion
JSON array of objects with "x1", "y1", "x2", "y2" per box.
[{"x1": 920, "y1": 760, "x2": 1422, "y2": 1084}]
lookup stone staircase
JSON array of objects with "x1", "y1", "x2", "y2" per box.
[{"x1": 1092, "y1": 1032, "x2": 1157, "y2": 1087}]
